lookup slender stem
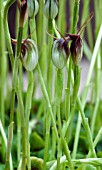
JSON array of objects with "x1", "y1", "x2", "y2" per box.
[
  {"x1": 5, "y1": 123, "x2": 14, "y2": 170},
  {"x1": 77, "y1": 97, "x2": 96, "y2": 157},
  {"x1": 56, "y1": 70, "x2": 62, "y2": 168},
  {"x1": 0, "y1": 0, "x2": 6, "y2": 127},
  {"x1": 58, "y1": 0, "x2": 66, "y2": 33},
  {"x1": 87, "y1": 127, "x2": 102, "y2": 158},
  {"x1": 72, "y1": 113, "x2": 81, "y2": 159},
  {"x1": 65, "y1": 0, "x2": 80, "y2": 144},
  {"x1": 10, "y1": 27, "x2": 23, "y2": 123},
  {"x1": 65, "y1": 65, "x2": 80, "y2": 156},
  {"x1": 43, "y1": 19, "x2": 53, "y2": 168},
  {"x1": 56, "y1": 70, "x2": 74, "y2": 170},
  {"x1": 16, "y1": 79, "x2": 27, "y2": 170},
  {"x1": 17, "y1": 105, "x2": 21, "y2": 163},
  {"x1": 37, "y1": 64, "x2": 59, "y2": 141},
  {"x1": 40, "y1": 15, "x2": 47, "y2": 81},
  {"x1": 0, "y1": 120, "x2": 13, "y2": 170},
  {"x1": 72, "y1": 0, "x2": 80, "y2": 34},
  {"x1": 43, "y1": 112, "x2": 51, "y2": 169},
  {"x1": 37, "y1": 0, "x2": 43, "y2": 47},
  {"x1": 25, "y1": 72, "x2": 34, "y2": 170},
  {"x1": 0, "y1": 0, "x2": 5, "y2": 126},
  {"x1": 47, "y1": 19, "x2": 53, "y2": 98},
  {"x1": 82, "y1": 25, "x2": 102, "y2": 105},
  {"x1": 73, "y1": 24, "x2": 102, "y2": 158},
  {"x1": 91, "y1": 51, "x2": 101, "y2": 137},
  {"x1": 10, "y1": 6, "x2": 27, "y2": 169},
  {"x1": 29, "y1": 18, "x2": 37, "y2": 43},
  {"x1": 0, "y1": 0, "x2": 8, "y2": 162},
  {"x1": 3, "y1": 0, "x2": 15, "y2": 67}
]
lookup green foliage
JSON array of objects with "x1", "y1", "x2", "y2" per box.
[{"x1": 0, "y1": 0, "x2": 102, "y2": 170}]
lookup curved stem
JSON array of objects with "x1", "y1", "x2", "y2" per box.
[
  {"x1": 72, "y1": 24, "x2": 102, "y2": 159},
  {"x1": 91, "y1": 51, "x2": 101, "y2": 137},
  {"x1": 3, "y1": 0, "x2": 15, "y2": 67}
]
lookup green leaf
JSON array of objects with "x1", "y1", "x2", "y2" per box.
[
  {"x1": 76, "y1": 164, "x2": 96, "y2": 170},
  {"x1": 30, "y1": 131, "x2": 44, "y2": 150}
]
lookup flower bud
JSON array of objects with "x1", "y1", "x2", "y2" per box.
[
  {"x1": 44, "y1": 0, "x2": 58, "y2": 20},
  {"x1": 52, "y1": 38, "x2": 69, "y2": 69},
  {"x1": 21, "y1": 39, "x2": 38, "y2": 71},
  {"x1": 70, "y1": 36, "x2": 83, "y2": 65},
  {"x1": 28, "y1": 0, "x2": 39, "y2": 18}
]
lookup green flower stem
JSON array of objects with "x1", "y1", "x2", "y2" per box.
[
  {"x1": 10, "y1": 18, "x2": 26, "y2": 170},
  {"x1": 82, "y1": 25, "x2": 102, "y2": 105},
  {"x1": 16, "y1": 79, "x2": 27, "y2": 170},
  {"x1": 57, "y1": 140, "x2": 62, "y2": 170},
  {"x1": 29, "y1": 18, "x2": 37, "y2": 43},
  {"x1": 80, "y1": 0, "x2": 92, "y2": 48},
  {"x1": 64, "y1": 71, "x2": 97, "y2": 158},
  {"x1": 94, "y1": 0, "x2": 100, "y2": 35},
  {"x1": 52, "y1": 20, "x2": 60, "y2": 38},
  {"x1": 56, "y1": 70, "x2": 63, "y2": 168},
  {"x1": 72, "y1": 24, "x2": 102, "y2": 158},
  {"x1": 69, "y1": 1, "x2": 74, "y2": 32},
  {"x1": 5, "y1": 122, "x2": 14, "y2": 170},
  {"x1": 72, "y1": 0, "x2": 80, "y2": 34},
  {"x1": 47, "y1": 19, "x2": 53, "y2": 98},
  {"x1": 22, "y1": 20, "x2": 28, "y2": 39},
  {"x1": 61, "y1": 138, "x2": 74, "y2": 170},
  {"x1": 0, "y1": 0, "x2": 7, "y2": 161},
  {"x1": 43, "y1": 112, "x2": 51, "y2": 169},
  {"x1": 68, "y1": 65, "x2": 80, "y2": 142},
  {"x1": 55, "y1": 70, "x2": 74, "y2": 170},
  {"x1": 27, "y1": 16, "x2": 39, "y2": 170},
  {"x1": 0, "y1": 0, "x2": 6, "y2": 127},
  {"x1": 51, "y1": 78, "x2": 57, "y2": 159},
  {"x1": 12, "y1": 18, "x2": 26, "y2": 170},
  {"x1": 52, "y1": 127, "x2": 56, "y2": 159},
  {"x1": 37, "y1": 0, "x2": 43, "y2": 47},
  {"x1": 77, "y1": 97, "x2": 96, "y2": 157},
  {"x1": 29, "y1": 17, "x2": 58, "y2": 168},
  {"x1": 2, "y1": 2, "x2": 17, "y2": 161},
  {"x1": 43, "y1": 19, "x2": 53, "y2": 168},
  {"x1": 25, "y1": 72, "x2": 34, "y2": 170},
  {"x1": 40, "y1": 15, "x2": 47, "y2": 81},
  {"x1": 72, "y1": 112, "x2": 81, "y2": 159},
  {"x1": 87, "y1": 127, "x2": 102, "y2": 158},
  {"x1": 65, "y1": 58, "x2": 72, "y2": 121},
  {"x1": 0, "y1": 1, "x2": 5, "y2": 129},
  {"x1": 65, "y1": 0, "x2": 80, "y2": 142},
  {"x1": 10, "y1": 26, "x2": 23, "y2": 124},
  {"x1": 0, "y1": 120, "x2": 13, "y2": 170},
  {"x1": 17, "y1": 105, "x2": 21, "y2": 163},
  {"x1": 58, "y1": 0, "x2": 66, "y2": 33},
  {"x1": 80, "y1": 0, "x2": 89, "y2": 27},
  {"x1": 66, "y1": 0, "x2": 80, "y2": 119},
  {"x1": 91, "y1": 51, "x2": 101, "y2": 137},
  {"x1": 37, "y1": 64, "x2": 59, "y2": 141},
  {"x1": 3, "y1": 0, "x2": 15, "y2": 67}
]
